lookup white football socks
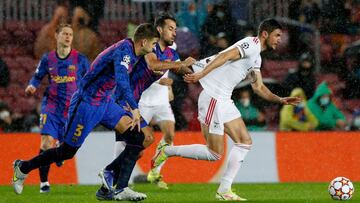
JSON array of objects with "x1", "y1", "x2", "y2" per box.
[
  {"x1": 218, "y1": 143, "x2": 251, "y2": 193},
  {"x1": 164, "y1": 144, "x2": 221, "y2": 161}
]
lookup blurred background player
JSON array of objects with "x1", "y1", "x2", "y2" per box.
[
  {"x1": 33, "y1": 6, "x2": 69, "y2": 60},
  {"x1": 97, "y1": 13, "x2": 195, "y2": 199},
  {"x1": 25, "y1": 23, "x2": 89, "y2": 193},
  {"x1": 12, "y1": 24, "x2": 159, "y2": 201},
  {"x1": 152, "y1": 19, "x2": 301, "y2": 201}
]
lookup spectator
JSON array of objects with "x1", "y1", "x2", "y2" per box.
[
  {"x1": 234, "y1": 89, "x2": 266, "y2": 131},
  {"x1": 342, "y1": 53, "x2": 360, "y2": 99},
  {"x1": 201, "y1": 32, "x2": 230, "y2": 57},
  {"x1": 34, "y1": 6, "x2": 68, "y2": 59},
  {"x1": 299, "y1": 0, "x2": 320, "y2": 24},
  {"x1": 72, "y1": 6, "x2": 102, "y2": 61},
  {"x1": 0, "y1": 57, "x2": 10, "y2": 88},
  {"x1": 69, "y1": 0, "x2": 105, "y2": 32},
  {"x1": 321, "y1": 0, "x2": 350, "y2": 34},
  {"x1": 280, "y1": 88, "x2": 318, "y2": 131},
  {"x1": 349, "y1": 109, "x2": 360, "y2": 131},
  {"x1": 176, "y1": 1, "x2": 207, "y2": 39},
  {"x1": 200, "y1": 2, "x2": 237, "y2": 58},
  {"x1": 307, "y1": 82, "x2": 347, "y2": 131},
  {"x1": 0, "y1": 101, "x2": 11, "y2": 132},
  {"x1": 283, "y1": 52, "x2": 316, "y2": 99},
  {"x1": 23, "y1": 103, "x2": 41, "y2": 133}
]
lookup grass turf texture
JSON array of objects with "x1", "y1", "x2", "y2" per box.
[{"x1": 0, "y1": 183, "x2": 358, "y2": 202}]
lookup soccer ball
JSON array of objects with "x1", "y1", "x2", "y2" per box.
[{"x1": 328, "y1": 177, "x2": 355, "y2": 200}]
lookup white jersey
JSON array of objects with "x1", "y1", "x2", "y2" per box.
[
  {"x1": 193, "y1": 37, "x2": 262, "y2": 100},
  {"x1": 139, "y1": 70, "x2": 170, "y2": 106}
]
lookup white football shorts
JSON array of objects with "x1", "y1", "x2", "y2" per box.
[
  {"x1": 198, "y1": 90, "x2": 241, "y2": 135},
  {"x1": 139, "y1": 103, "x2": 175, "y2": 124}
]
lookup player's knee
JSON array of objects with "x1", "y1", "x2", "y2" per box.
[
  {"x1": 207, "y1": 148, "x2": 222, "y2": 161},
  {"x1": 57, "y1": 143, "x2": 78, "y2": 160},
  {"x1": 122, "y1": 129, "x2": 147, "y2": 148},
  {"x1": 207, "y1": 144, "x2": 224, "y2": 156},
  {"x1": 41, "y1": 136, "x2": 53, "y2": 150}
]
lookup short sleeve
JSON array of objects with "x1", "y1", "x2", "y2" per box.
[
  {"x1": 233, "y1": 37, "x2": 260, "y2": 59},
  {"x1": 253, "y1": 55, "x2": 262, "y2": 71}
]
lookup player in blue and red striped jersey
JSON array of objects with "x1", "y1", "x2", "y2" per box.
[
  {"x1": 25, "y1": 23, "x2": 90, "y2": 193},
  {"x1": 96, "y1": 13, "x2": 196, "y2": 200},
  {"x1": 13, "y1": 23, "x2": 160, "y2": 201}
]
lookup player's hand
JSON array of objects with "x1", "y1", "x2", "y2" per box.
[
  {"x1": 279, "y1": 97, "x2": 302, "y2": 105},
  {"x1": 130, "y1": 108, "x2": 141, "y2": 132},
  {"x1": 183, "y1": 57, "x2": 196, "y2": 67},
  {"x1": 178, "y1": 66, "x2": 193, "y2": 75},
  {"x1": 25, "y1": 85, "x2": 37, "y2": 96},
  {"x1": 174, "y1": 57, "x2": 196, "y2": 74},
  {"x1": 159, "y1": 78, "x2": 173, "y2": 86},
  {"x1": 183, "y1": 71, "x2": 205, "y2": 83}
]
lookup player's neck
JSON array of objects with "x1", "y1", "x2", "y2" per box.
[
  {"x1": 134, "y1": 42, "x2": 142, "y2": 56},
  {"x1": 158, "y1": 40, "x2": 167, "y2": 51},
  {"x1": 258, "y1": 36, "x2": 267, "y2": 52},
  {"x1": 57, "y1": 45, "x2": 71, "y2": 59}
]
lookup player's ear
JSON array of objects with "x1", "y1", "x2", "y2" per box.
[
  {"x1": 262, "y1": 31, "x2": 269, "y2": 39},
  {"x1": 156, "y1": 26, "x2": 162, "y2": 34},
  {"x1": 141, "y1": 38, "x2": 148, "y2": 47}
]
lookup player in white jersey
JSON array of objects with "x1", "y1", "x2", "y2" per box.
[
  {"x1": 140, "y1": 71, "x2": 175, "y2": 189},
  {"x1": 152, "y1": 19, "x2": 301, "y2": 201}
]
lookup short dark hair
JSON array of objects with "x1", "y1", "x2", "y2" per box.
[
  {"x1": 154, "y1": 12, "x2": 176, "y2": 28},
  {"x1": 258, "y1": 19, "x2": 282, "y2": 36},
  {"x1": 55, "y1": 23, "x2": 72, "y2": 34},
  {"x1": 134, "y1": 23, "x2": 160, "y2": 42}
]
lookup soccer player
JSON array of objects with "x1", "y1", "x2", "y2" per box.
[
  {"x1": 96, "y1": 13, "x2": 195, "y2": 199},
  {"x1": 142, "y1": 14, "x2": 180, "y2": 189},
  {"x1": 25, "y1": 23, "x2": 90, "y2": 193},
  {"x1": 152, "y1": 19, "x2": 302, "y2": 201},
  {"x1": 12, "y1": 23, "x2": 160, "y2": 201},
  {"x1": 111, "y1": 13, "x2": 183, "y2": 190}
]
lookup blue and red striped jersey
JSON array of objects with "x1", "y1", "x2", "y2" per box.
[
  {"x1": 78, "y1": 38, "x2": 139, "y2": 109},
  {"x1": 124, "y1": 43, "x2": 180, "y2": 102},
  {"x1": 29, "y1": 49, "x2": 90, "y2": 118}
]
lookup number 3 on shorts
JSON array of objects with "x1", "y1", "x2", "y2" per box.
[{"x1": 74, "y1": 124, "x2": 84, "y2": 137}]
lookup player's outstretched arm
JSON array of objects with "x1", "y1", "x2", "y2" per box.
[
  {"x1": 145, "y1": 53, "x2": 195, "y2": 72},
  {"x1": 250, "y1": 70, "x2": 302, "y2": 105},
  {"x1": 184, "y1": 47, "x2": 241, "y2": 83}
]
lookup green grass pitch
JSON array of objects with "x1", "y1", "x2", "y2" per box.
[{"x1": 0, "y1": 183, "x2": 358, "y2": 202}]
